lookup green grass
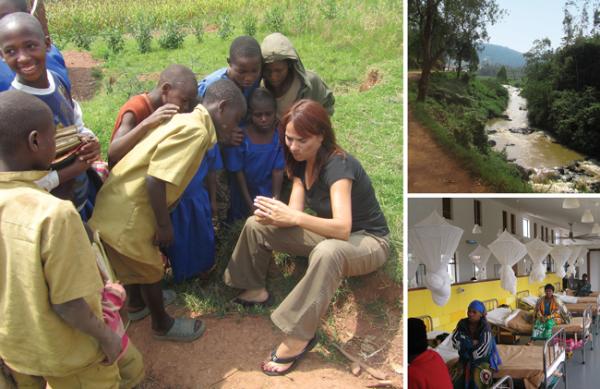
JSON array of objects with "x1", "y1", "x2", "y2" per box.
[
  {"x1": 409, "y1": 73, "x2": 532, "y2": 193},
  {"x1": 48, "y1": 0, "x2": 402, "y2": 317}
]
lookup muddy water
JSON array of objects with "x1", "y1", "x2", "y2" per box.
[
  {"x1": 486, "y1": 86, "x2": 584, "y2": 169},
  {"x1": 485, "y1": 86, "x2": 600, "y2": 192}
]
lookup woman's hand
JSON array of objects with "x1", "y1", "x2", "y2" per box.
[{"x1": 253, "y1": 196, "x2": 300, "y2": 227}]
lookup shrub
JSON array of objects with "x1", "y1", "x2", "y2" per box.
[
  {"x1": 104, "y1": 27, "x2": 124, "y2": 55},
  {"x1": 242, "y1": 14, "x2": 257, "y2": 36},
  {"x1": 191, "y1": 19, "x2": 205, "y2": 43},
  {"x1": 71, "y1": 16, "x2": 94, "y2": 50},
  {"x1": 264, "y1": 6, "x2": 285, "y2": 32},
  {"x1": 131, "y1": 14, "x2": 153, "y2": 53},
  {"x1": 159, "y1": 21, "x2": 185, "y2": 50},
  {"x1": 217, "y1": 13, "x2": 234, "y2": 40}
]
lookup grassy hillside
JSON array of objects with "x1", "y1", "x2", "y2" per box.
[
  {"x1": 410, "y1": 72, "x2": 531, "y2": 192},
  {"x1": 45, "y1": 0, "x2": 402, "y2": 314}
]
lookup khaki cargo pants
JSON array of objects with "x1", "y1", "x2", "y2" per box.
[{"x1": 224, "y1": 216, "x2": 390, "y2": 340}]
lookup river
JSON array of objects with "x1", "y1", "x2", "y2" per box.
[{"x1": 485, "y1": 85, "x2": 600, "y2": 192}]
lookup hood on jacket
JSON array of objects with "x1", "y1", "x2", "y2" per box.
[{"x1": 261, "y1": 32, "x2": 309, "y2": 84}]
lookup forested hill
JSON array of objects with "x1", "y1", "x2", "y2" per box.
[{"x1": 478, "y1": 43, "x2": 525, "y2": 68}]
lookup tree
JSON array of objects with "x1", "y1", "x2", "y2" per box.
[
  {"x1": 496, "y1": 65, "x2": 508, "y2": 83},
  {"x1": 409, "y1": 0, "x2": 503, "y2": 101}
]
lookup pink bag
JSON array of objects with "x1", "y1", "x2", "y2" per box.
[{"x1": 101, "y1": 282, "x2": 129, "y2": 360}]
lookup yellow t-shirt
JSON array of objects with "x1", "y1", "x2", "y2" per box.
[
  {"x1": 0, "y1": 171, "x2": 104, "y2": 377},
  {"x1": 89, "y1": 104, "x2": 217, "y2": 266}
]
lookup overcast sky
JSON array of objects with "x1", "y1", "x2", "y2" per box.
[{"x1": 486, "y1": 0, "x2": 566, "y2": 53}]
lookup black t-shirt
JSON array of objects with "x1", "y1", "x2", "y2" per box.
[{"x1": 294, "y1": 153, "x2": 389, "y2": 237}]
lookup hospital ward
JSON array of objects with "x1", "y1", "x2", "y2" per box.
[{"x1": 407, "y1": 198, "x2": 600, "y2": 389}]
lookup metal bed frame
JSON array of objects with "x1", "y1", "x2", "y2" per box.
[
  {"x1": 415, "y1": 315, "x2": 434, "y2": 333},
  {"x1": 543, "y1": 328, "x2": 567, "y2": 389},
  {"x1": 517, "y1": 290, "x2": 534, "y2": 311}
]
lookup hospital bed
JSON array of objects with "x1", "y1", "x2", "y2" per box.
[
  {"x1": 437, "y1": 328, "x2": 567, "y2": 389},
  {"x1": 492, "y1": 375, "x2": 514, "y2": 389}
]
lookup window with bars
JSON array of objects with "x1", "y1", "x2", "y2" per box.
[
  {"x1": 474, "y1": 200, "x2": 482, "y2": 226},
  {"x1": 448, "y1": 253, "x2": 458, "y2": 284},
  {"x1": 523, "y1": 218, "x2": 531, "y2": 238},
  {"x1": 442, "y1": 198, "x2": 452, "y2": 220},
  {"x1": 510, "y1": 214, "x2": 516, "y2": 234}
]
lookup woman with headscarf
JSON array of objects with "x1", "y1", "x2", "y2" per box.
[
  {"x1": 260, "y1": 32, "x2": 335, "y2": 118},
  {"x1": 450, "y1": 300, "x2": 501, "y2": 389}
]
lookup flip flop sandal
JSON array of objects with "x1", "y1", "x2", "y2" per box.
[
  {"x1": 232, "y1": 294, "x2": 273, "y2": 308},
  {"x1": 128, "y1": 289, "x2": 177, "y2": 322},
  {"x1": 153, "y1": 317, "x2": 206, "y2": 342},
  {"x1": 261, "y1": 336, "x2": 318, "y2": 376}
]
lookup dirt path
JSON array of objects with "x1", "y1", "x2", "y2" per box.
[
  {"x1": 407, "y1": 72, "x2": 491, "y2": 193},
  {"x1": 62, "y1": 50, "x2": 100, "y2": 101},
  {"x1": 131, "y1": 274, "x2": 402, "y2": 389}
]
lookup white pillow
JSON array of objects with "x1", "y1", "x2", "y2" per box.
[
  {"x1": 521, "y1": 295, "x2": 538, "y2": 307},
  {"x1": 486, "y1": 307, "x2": 512, "y2": 325},
  {"x1": 554, "y1": 293, "x2": 579, "y2": 304},
  {"x1": 433, "y1": 334, "x2": 459, "y2": 363}
]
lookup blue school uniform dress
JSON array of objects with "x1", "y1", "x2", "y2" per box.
[
  {"x1": 166, "y1": 145, "x2": 223, "y2": 282},
  {"x1": 223, "y1": 127, "x2": 285, "y2": 221},
  {"x1": 10, "y1": 70, "x2": 95, "y2": 220},
  {"x1": 0, "y1": 44, "x2": 71, "y2": 92}
]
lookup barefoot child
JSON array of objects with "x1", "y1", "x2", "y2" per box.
[
  {"x1": 0, "y1": 89, "x2": 143, "y2": 388},
  {"x1": 89, "y1": 79, "x2": 246, "y2": 341},
  {"x1": 0, "y1": 12, "x2": 101, "y2": 220},
  {"x1": 224, "y1": 88, "x2": 284, "y2": 221}
]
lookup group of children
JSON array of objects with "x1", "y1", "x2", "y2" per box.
[{"x1": 0, "y1": 0, "x2": 336, "y2": 385}]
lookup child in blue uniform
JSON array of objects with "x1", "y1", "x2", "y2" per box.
[
  {"x1": 166, "y1": 145, "x2": 222, "y2": 282},
  {"x1": 0, "y1": 12, "x2": 100, "y2": 220},
  {"x1": 224, "y1": 88, "x2": 284, "y2": 221},
  {"x1": 0, "y1": 0, "x2": 71, "y2": 92}
]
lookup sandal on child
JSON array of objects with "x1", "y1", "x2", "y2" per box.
[
  {"x1": 261, "y1": 336, "x2": 318, "y2": 376},
  {"x1": 128, "y1": 289, "x2": 177, "y2": 322},
  {"x1": 153, "y1": 317, "x2": 206, "y2": 342}
]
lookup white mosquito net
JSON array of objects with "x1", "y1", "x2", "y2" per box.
[
  {"x1": 488, "y1": 231, "x2": 527, "y2": 294},
  {"x1": 408, "y1": 211, "x2": 463, "y2": 306}
]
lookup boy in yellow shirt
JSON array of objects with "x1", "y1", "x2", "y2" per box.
[
  {"x1": 0, "y1": 89, "x2": 143, "y2": 387},
  {"x1": 89, "y1": 79, "x2": 246, "y2": 341}
]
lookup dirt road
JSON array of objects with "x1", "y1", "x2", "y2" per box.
[{"x1": 407, "y1": 72, "x2": 491, "y2": 193}]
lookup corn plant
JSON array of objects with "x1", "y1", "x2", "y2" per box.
[
  {"x1": 131, "y1": 14, "x2": 153, "y2": 53},
  {"x1": 159, "y1": 20, "x2": 185, "y2": 50},
  {"x1": 191, "y1": 19, "x2": 205, "y2": 43},
  {"x1": 104, "y1": 27, "x2": 124, "y2": 55},
  {"x1": 264, "y1": 5, "x2": 285, "y2": 33},
  {"x1": 242, "y1": 14, "x2": 257, "y2": 36},
  {"x1": 217, "y1": 13, "x2": 234, "y2": 40}
]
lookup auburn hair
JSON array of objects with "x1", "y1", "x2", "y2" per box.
[{"x1": 279, "y1": 99, "x2": 344, "y2": 179}]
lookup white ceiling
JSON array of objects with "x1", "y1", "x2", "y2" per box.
[{"x1": 495, "y1": 198, "x2": 600, "y2": 235}]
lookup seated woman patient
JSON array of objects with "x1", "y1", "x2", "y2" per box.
[
  {"x1": 224, "y1": 99, "x2": 390, "y2": 376},
  {"x1": 450, "y1": 300, "x2": 502, "y2": 389},
  {"x1": 531, "y1": 283, "x2": 570, "y2": 341}
]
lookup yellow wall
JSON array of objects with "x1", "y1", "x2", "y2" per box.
[{"x1": 408, "y1": 274, "x2": 562, "y2": 332}]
